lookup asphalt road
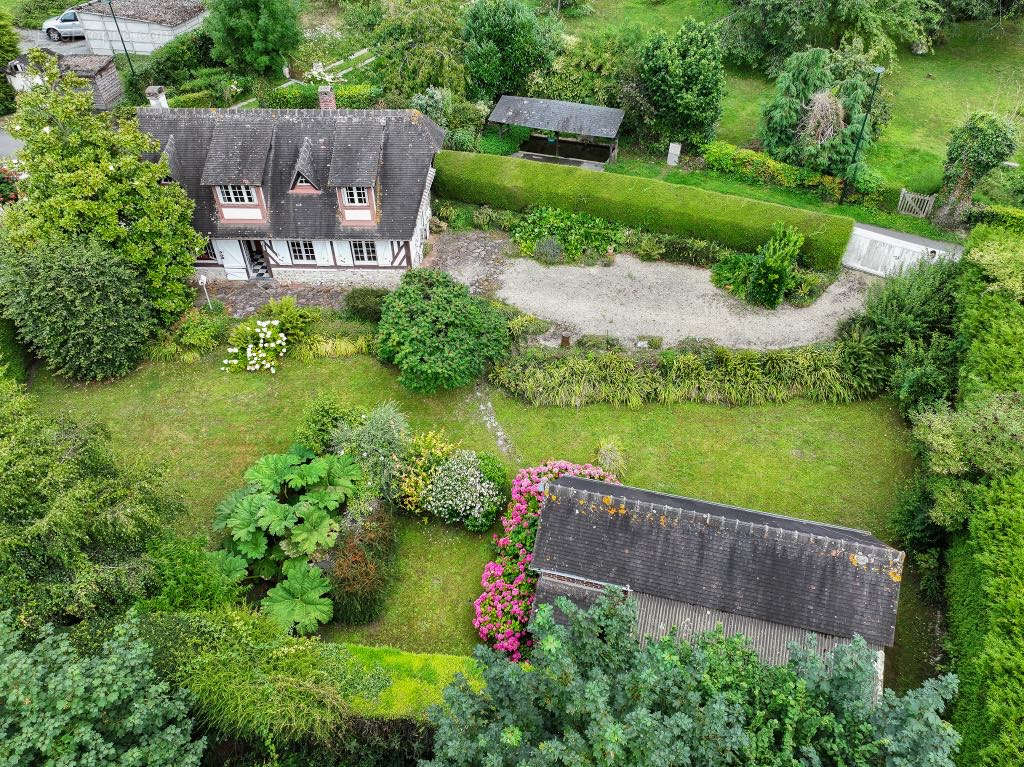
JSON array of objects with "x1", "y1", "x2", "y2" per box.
[{"x1": 17, "y1": 27, "x2": 91, "y2": 56}]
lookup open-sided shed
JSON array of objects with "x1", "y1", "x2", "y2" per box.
[{"x1": 487, "y1": 95, "x2": 625, "y2": 167}]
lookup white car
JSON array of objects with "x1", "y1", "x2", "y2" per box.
[{"x1": 42, "y1": 9, "x2": 86, "y2": 42}]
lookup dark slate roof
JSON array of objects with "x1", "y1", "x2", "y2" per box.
[
  {"x1": 488, "y1": 95, "x2": 624, "y2": 139},
  {"x1": 532, "y1": 477, "x2": 904, "y2": 647},
  {"x1": 75, "y1": 0, "x2": 205, "y2": 26},
  {"x1": 7, "y1": 49, "x2": 114, "y2": 78},
  {"x1": 136, "y1": 108, "x2": 444, "y2": 241}
]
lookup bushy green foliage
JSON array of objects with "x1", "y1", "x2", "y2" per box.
[
  {"x1": 259, "y1": 81, "x2": 380, "y2": 109},
  {"x1": 758, "y1": 48, "x2": 878, "y2": 179},
  {"x1": 492, "y1": 342, "x2": 860, "y2": 407},
  {"x1": 151, "y1": 303, "x2": 233, "y2": 363},
  {"x1": 206, "y1": 0, "x2": 302, "y2": 74},
  {"x1": 971, "y1": 203, "x2": 1024, "y2": 233},
  {"x1": 0, "y1": 318, "x2": 28, "y2": 382},
  {"x1": 137, "y1": 607, "x2": 389, "y2": 744},
  {"x1": 296, "y1": 392, "x2": 363, "y2": 455},
  {"x1": 0, "y1": 11, "x2": 18, "y2": 116},
  {"x1": 345, "y1": 288, "x2": 391, "y2": 323},
  {"x1": 5, "y1": 51, "x2": 203, "y2": 327},
  {"x1": 213, "y1": 448, "x2": 363, "y2": 634},
  {"x1": 372, "y1": 0, "x2": 466, "y2": 100},
  {"x1": 0, "y1": 614, "x2": 205, "y2": 766},
  {"x1": 120, "y1": 28, "x2": 218, "y2": 104},
  {"x1": 13, "y1": 0, "x2": 66, "y2": 28},
  {"x1": 634, "y1": 20, "x2": 724, "y2": 147},
  {"x1": 140, "y1": 537, "x2": 243, "y2": 612},
  {"x1": 711, "y1": 223, "x2": 803, "y2": 308},
  {"x1": 510, "y1": 206, "x2": 619, "y2": 264},
  {"x1": 316, "y1": 504, "x2": 396, "y2": 623},
  {"x1": 333, "y1": 401, "x2": 410, "y2": 497},
  {"x1": 723, "y1": 0, "x2": 938, "y2": 74},
  {"x1": 963, "y1": 224, "x2": 1024, "y2": 302},
  {"x1": 0, "y1": 239, "x2": 155, "y2": 381},
  {"x1": 889, "y1": 333, "x2": 958, "y2": 416},
  {"x1": 955, "y1": 267, "x2": 1024, "y2": 402},
  {"x1": 410, "y1": 87, "x2": 488, "y2": 151},
  {"x1": 935, "y1": 112, "x2": 1017, "y2": 228},
  {"x1": 434, "y1": 151, "x2": 854, "y2": 270},
  {"x1": 377, "y1": 269, "x2": 510, "y2": 393},
  {"x1": 426, "y1": 589, "x2": 959, "y2": 766},
  {"x1": 463, "y1": 0, "x2": 560, "y2": 101}
]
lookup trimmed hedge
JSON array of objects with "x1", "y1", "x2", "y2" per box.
[
  {"x1": 259, "y1": 82, "x2": 378, "y2": 109},
  {"x1": 971, "y1": 203, "x2": 1024, "y2": 234},
  {"x1": 0, "y1": 318, "x2": 28, "y2": 382},
  {"x1": 434, "y1": 151, "x2": 855, "y2": 271},
  {"x1": 956, "y1": 273, "x2": 1024, "y2": 402}
]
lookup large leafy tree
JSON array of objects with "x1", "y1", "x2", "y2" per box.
[
  {"x1": 0, "y1": 614, "x2": 205, "y2": 767},
  {"x1": 463, "y1": 0, "x2": 560, "y2": 101},
  {"x1": 933, "y1": 112, "x2": 1016, "y2": 228},
  {"x1": 205, "y1": 0, "x2": 302, "y2": 75},
  {"x1": 0, "y1": 10, "x2": 19, "y2": 115},
  {"x1": 376, "y1": 269, "x2": 509, "y2": 393},
  {"x1": 4, "y1": 50, "x2": 203, "y2": 327},
  {"x1": 426, "y1": 589, "x2": 960, "y2": 766},
  {"x1": 0, "y1": 238, "x2": 156, "y2": 380},
  {"x1": 373, "y1": 0, "x2": 467, "y2": 100},
  {"x1": 635, "y1": 20, "x2": 724, "y2": 147}
]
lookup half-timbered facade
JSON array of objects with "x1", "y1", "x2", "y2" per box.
[{"x1": 137, "y1": 89, "x2": 443, "y2": 282}]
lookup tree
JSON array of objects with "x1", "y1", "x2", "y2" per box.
[
  {"x1": 0, "y1": 238, "x2": 156, "y2": 380},
  {"x1": 759, "y1": 47, "x2": 883, "y2": 177},
  {"x1": 426, "y1": 589, "x2": 960, "y2": 766},
  {"x1": 0, "y1": 614, "x2": 205, "y2": 767},
  {"x1": 463, "y1": 0, "x2": 560, "y2": 101},
  {"x1": 4, "y1": 50, "x2": 203, "y2": 328},
  {"x1": 635, "y1": 20, "x2": 724, "y2": 146},
  {"x1": 205, "y1": 0, "x2": 302, "y2": 75},
  {"x1": 372, "y1": 0, "x2": 467, "y2": 101},
  {"x1": 933, "y1": 112, "x2": 1016, "y2": 228},
  {"x1": 0, "y1": 10, "x2": 19, "y2": 115},
  {"x1": 376, "y1": 269, "x2": 509, "y2": 393}
]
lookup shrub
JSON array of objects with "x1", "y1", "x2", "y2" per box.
[
  {"x1": 786, "y1": 268, "x2": 834, "y2": 307},
  {"x1": 315, "y1": 505, "x2": 396, "y2": 623},
  {"x1": 376, "y1": 269, "x2": 509, "y2": 393},
  {"x1": 13, "y1": 0, "x2": 66, "y2": 28},
  {"x1": 296, "y1": 393, "x2": 363, "y2": 455},
  {"x1": 477, "y1": 451, "x2": 511, "y2": 501},
  {"x1": 510, "y1": 206, "x2": 618, "y2": 265},
  {"x1": 711, "y1": 223, "x2": 802, "y2": 308},
  {"x1": 0, "y1": 11, "x2": 17, "y2": 116},
  {"x1": 259, "y1": 82, "x2": 380, "y2": 109},
  {"x1": 660, "y1": 235, "x2": 733, "y2": 266},
  {"x1": 206, "y1": 0, "x2": 303, "y2": 75},
  {"x1": 0, "y1": 239, "x2": 156, "y2": 381},
  {"x1": 422, "y1": 450, "x2": 503, "y2": 532},
  {"x1": 140, "y1": 537, "x2": 243, "y2": 612},
  {"x1": 971, "y1": 203, "x2": 1024, "y2": 234},
  {"x1": 934, "y1": 112, "x2": 1017, "y2": 228},
  {"x1": 0, "y1": 614, "x2": 205, "y2": 766},
  {"x1": 120, "y1": 28, "x2": 217, "y2": 104},
  {"x1": 433, "y1": 151, "x2": 854, "y2": 271},
  {"x1": 0, "y1": 318, "x2": 28, "y2": 382},
  {"x1": 223, "y1": 318, "x2": 289, "y2": 373},
  {"x1": 596, "y1": 438, "x2": 627, "y2": 478},
  {"x1": 889, "y1": 334, "x2": 958, "y2": 416},
  {"x1": 395, "y1": 430, "x2": 456, "y2": 516},
  {"x1": 964, "y1": 224, "x2": 1024, "y2": 302},
  {"x1": 333, "y1": 401, "x2": 411, "y2": 497},
  {"x1": 151, "y1": 304, "x2": 232, "y2": 363},
  {"x1": 956, "y1": 270, "x2": 1024, "y2": 401},
  {"x1": 345, "y1": 287, "x2": 391, "y2": 323},
  {"x1": 166, "y1": 89, "x2": 218, "y2": 108},
  {"x1": 473, "y1": 460, "x2": 618, "y2": 659},
  {"x1": 257, "y1": 296, "x2": 317, "y2": 346}
]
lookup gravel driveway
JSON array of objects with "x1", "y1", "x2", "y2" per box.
[{"x1": 431, "y1": 231, "x2": 874, "y2": 350}]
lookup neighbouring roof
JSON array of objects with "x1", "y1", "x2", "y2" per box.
[
  {"x1": 7, "y1": 49, "x2": 114, "y2": 78},
  {"x1": 137, "y1": 108, "x2": 444, "y2": 242},
  {"x1": 75, "y1": 0, "x2": 205, "y2": 26},
  {"x1": 488, "y1": 95, "x2": 624, "y2": 139},
  {"x1": 532, "y1": 477, "x2": 904, "y2": 650}
]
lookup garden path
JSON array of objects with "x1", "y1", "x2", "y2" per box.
[{"x1": 431, "y1": 231, "x2": 876, "y2": 350}]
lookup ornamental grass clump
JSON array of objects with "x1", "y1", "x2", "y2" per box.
[{"x1": 473, "y1": 460, "x2": 618, "y2": 660}]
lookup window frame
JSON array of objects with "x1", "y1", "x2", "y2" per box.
[
  {"x1": 343, "y1": 186, "x2": 369, "y2": 206},
  {"x1": 216, "y1": 184, "x2": 257, "y2": 205},
  {"x1": 287, "y1": 240, "x2": 317, "y2": 263},
  {"x1": 350, "y1": 240, "x2": 378, "y2": 264},
  {"x1": 292, "y1": 173, "x2": 315, "y2": 191}
]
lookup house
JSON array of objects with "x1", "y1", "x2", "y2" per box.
[
  {"x1": 532, "y1": 476, "x2": 904, "y2": 680},
  {"x1": 137, "y1": 87, "x2": 444, "y2": 282},
  {"x1": 74, "y1": 0, "x2": 206, "y2": 56},
  {"x1": 6, "y1": 50, "x2": 123, "y2": 111}
]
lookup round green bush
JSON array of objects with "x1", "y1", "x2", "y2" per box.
[
  {"x1": 345, "y1": 287, "x2": 391, "y2": 323},
  {"x1": 376, "y1": 269, "x2": 509, "y2": 393}
]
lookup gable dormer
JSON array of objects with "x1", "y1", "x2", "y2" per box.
[
  {"x1": 328, "y1": 119, "x2": 385, "y2": 226},
  {"x1": 201, "y1": 120, "x2": 273, "y2": 224},
  {"x1": 290, "y1": 136, "x2": 320, "y2": 193}
]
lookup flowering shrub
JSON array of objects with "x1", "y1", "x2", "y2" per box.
[
  {"x1": 395, "y1": 431, "x2": 455, "y2": 515},
  {"x1": 223, "y1": 319, "x2": 287, "y2": 373},
  {"x1": 0, "y1": 166, "x2": 18, "y2": 205},
  {"x1": 421, "y1": 450, "x2": 502, "y2": 532},
  {"x1": 473, "y1": 460, "x2": 618, "y2": 659}
]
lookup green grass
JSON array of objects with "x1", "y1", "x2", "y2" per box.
[{"x1": 31, "y1": 354, "x2": 938, "y2": 690}]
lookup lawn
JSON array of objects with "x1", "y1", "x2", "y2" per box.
[{"x1": 32, "y1": 354, "x2": 937, "y2": 691}]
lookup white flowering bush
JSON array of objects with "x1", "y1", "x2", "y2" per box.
[
  {"x1": 422, "y1": 450, "x2": 502, "y2": 532},
  {"x1": 222, "y1": 319, "x2": 288, "y2": 374}
]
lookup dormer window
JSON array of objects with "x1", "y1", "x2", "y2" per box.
[
  {"x1": 344, "y1": 186, "x2": 369, "y2": 205},
  {"x1": 292, "y1": 173, "x2": 316, "y2": 191},
  {"x1": 217, "y1": 184, "x2": 257, "y2": 204}
]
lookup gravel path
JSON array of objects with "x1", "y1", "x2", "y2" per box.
[{"x1": 431, "y1": 231, "x2": 875, "y2": 350}]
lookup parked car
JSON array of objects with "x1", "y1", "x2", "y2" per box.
[{"x1": 41, "y1": 9, "x2": 85, "y2": 42}]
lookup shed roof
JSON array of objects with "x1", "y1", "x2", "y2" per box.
[
  {"x1": 7, "y1": 49, "x2": 114, "y2": 78},
  {"x1": 532, "y1": 476, "x2": 904, "y2": 648},
  {"x1": 75, "y1": 0, "x2": 205, "y2": 26},
  {"x1": 488, "y1": 95, "x2": 624, "y2": 139}
]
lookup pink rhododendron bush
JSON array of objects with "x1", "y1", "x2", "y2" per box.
[{"x1": 472, "y1": 460, "x2": 618, "y2": 660}]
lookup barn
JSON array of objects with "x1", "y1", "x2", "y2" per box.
[{"x1": 75, "y1": 0, "x2": 206, "y2": 56}]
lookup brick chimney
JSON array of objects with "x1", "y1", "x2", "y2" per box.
[
  {"x1": 145, "y1": 85, "x2": 168, "y2": 108},
  {"x1": 318, "y1": 85, "x2": 336, "y2": 110}
]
